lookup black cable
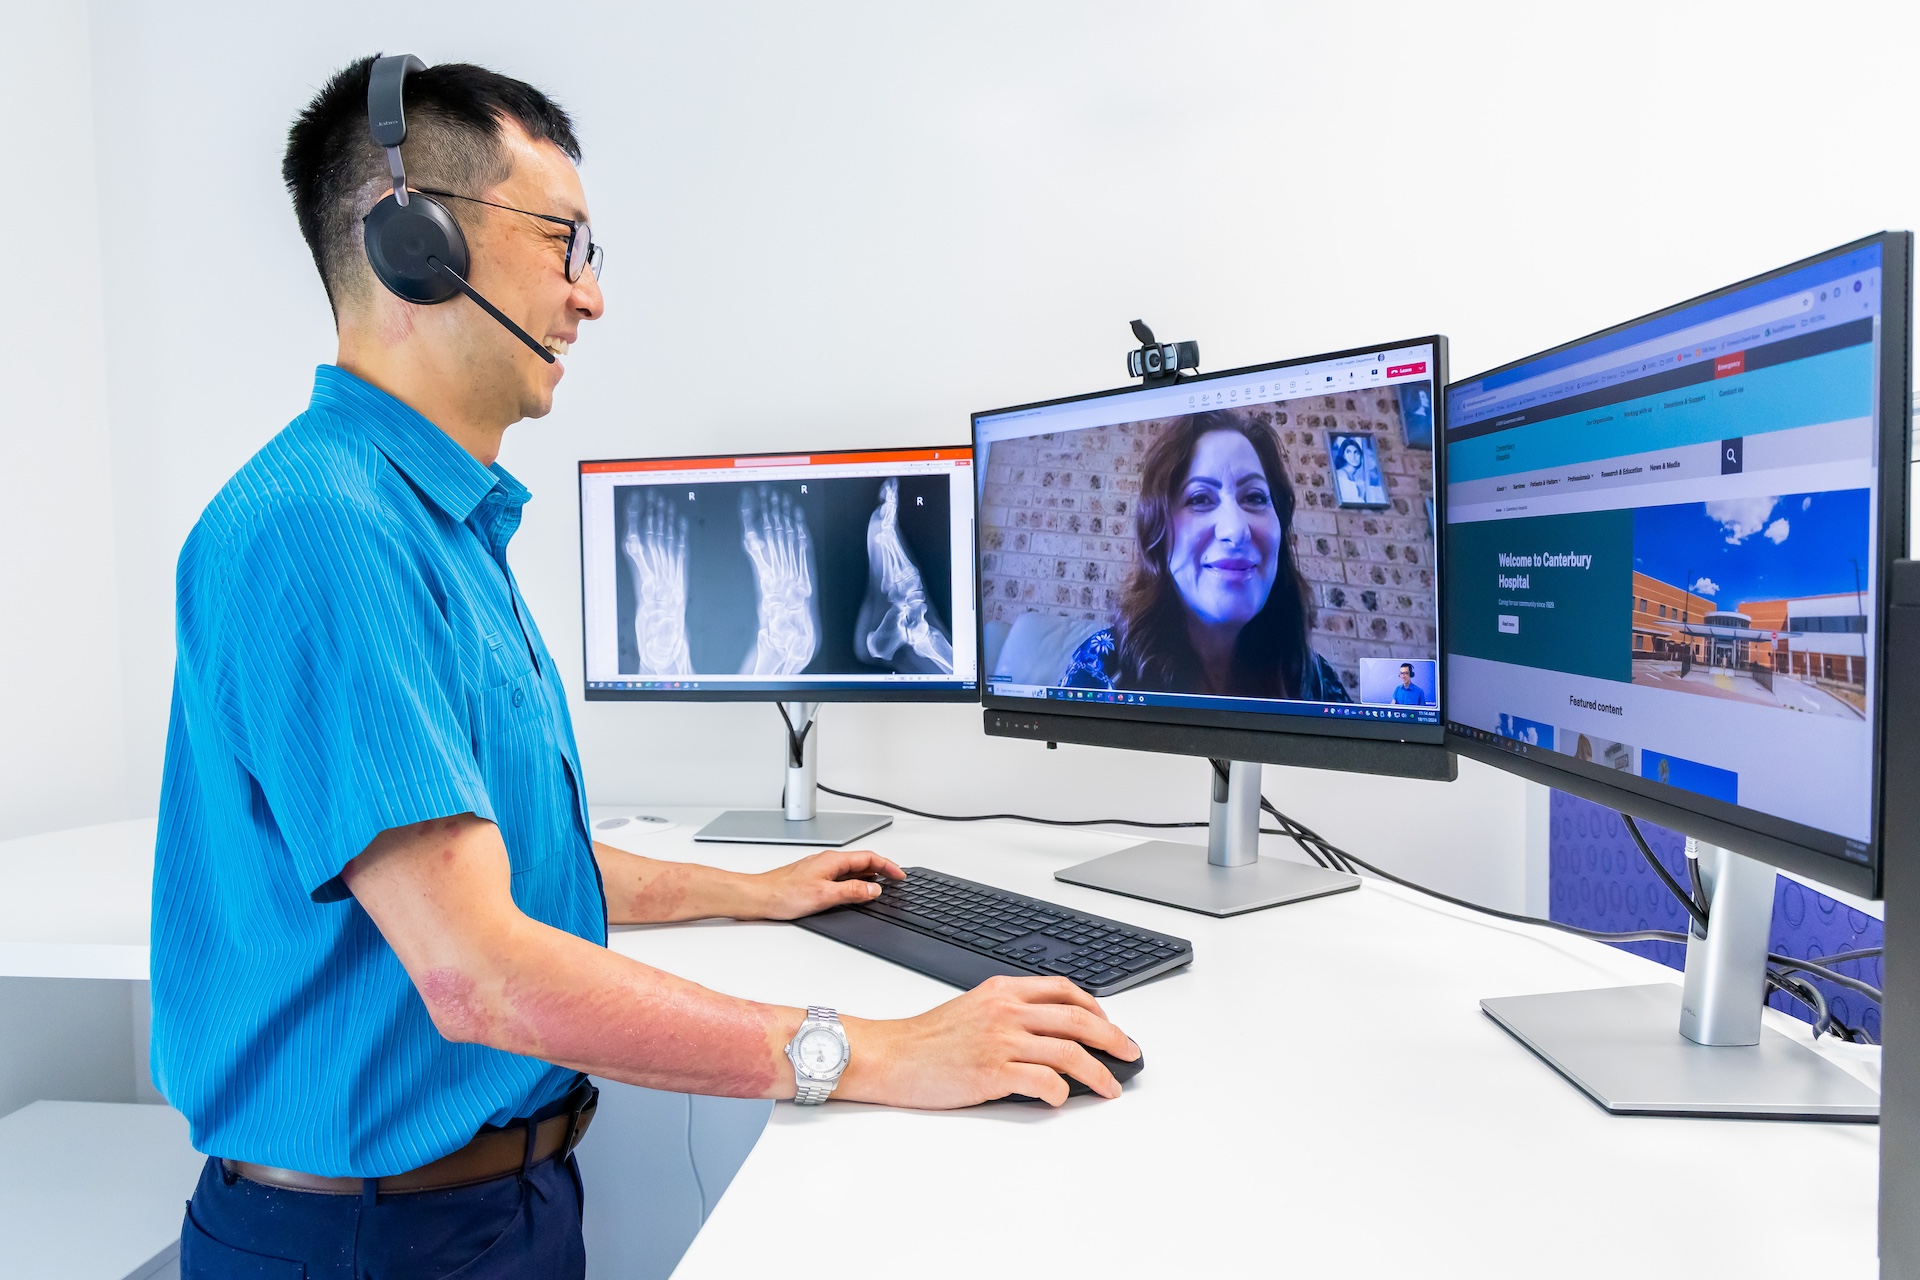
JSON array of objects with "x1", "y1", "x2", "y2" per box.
[
  {"x1": 774, "y1": 703, "x2": 815, "y2": 768},
  {"x1": 1621, "y1": 814, "x2": 1709, "y2": 932},
  {"x1": 1767, "y1": 970, "x2": 1834, "y2": 1039},
  {"x1": 816, "y1": 783, "x2": 1208, "y2": 831},
  {"x1": 1767, "y1": 955, "x2": 1884, "y2": 1002},
  {"x1": 1253, "y1": 801, "x2": 1694, "y2": 945},
  {"x1": 1687, "y1": 855, "x2": 1709, "y2": 925},
  {"x1": 1806, "y1": 947, "x2": 1883, "y2": 966},
  {"x1": 1263, "y1": 795, "x2": 1881, "y2": 1006},
  {"x1": 1250, "y1": 795, "x2": 1882, "y2": 1037},
  {"x1": 827, "y1": 780, "x2": 1884, "y2": 1037}
]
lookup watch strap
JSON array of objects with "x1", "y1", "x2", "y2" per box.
[{"x1": 791, "y1": 1006, "x2": 845, "y2": 1106}]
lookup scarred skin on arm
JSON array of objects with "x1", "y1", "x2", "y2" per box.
[
  {"x1": 345, "y1": 814, "x2": 1142, "y2": 1108},
  {"x1": 346, "y1": 815, "x2": 797, "y2": 1098}
]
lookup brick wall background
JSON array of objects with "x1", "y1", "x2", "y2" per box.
[{"x1": 978, "y1": 393, "x2": 1436, "y2": 695}]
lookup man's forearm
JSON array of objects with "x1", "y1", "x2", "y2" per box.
[
  {"x1": 592, "y1": 842, "x2": 764, "y2": 925},
  {"x1": 429, "y1": 910, "x2": 804, "y2": 1098}
]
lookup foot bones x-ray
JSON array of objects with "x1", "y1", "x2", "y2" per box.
[
  {"x1": 739, "y1": 486, "x2": 820, "y2": 676},
  {"x1": 622, "y1": 489, "x2": 694, "y2": 676},
  {"x1": 856, "y1": 478, "x2": 953, "y2": 674},
  {"x1": 613, "y1": 475, "x2": 955, "y2": 678}
]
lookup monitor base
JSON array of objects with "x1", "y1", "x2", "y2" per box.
[
  {"x1": 693, "y1": 809, "x2": 893, "y2": 847},
  {"x1": 1054, "y1": 840, "x2": 1359, "y2": 918},
  {"x1": 1482, "y1": 983, "x2": 1878, "y2": 1122}
]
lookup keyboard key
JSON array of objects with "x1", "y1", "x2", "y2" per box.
[
  {"x1": 1121, "y1": 957, "x2": 1156, "y2": 973},
  {"x1": 1043, "y1": 960, "x2": 1077, "y2": 975}
]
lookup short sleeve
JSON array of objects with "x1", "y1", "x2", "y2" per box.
[{"x1": 216, "y1": 497, "x2": 492, "y2": 900}]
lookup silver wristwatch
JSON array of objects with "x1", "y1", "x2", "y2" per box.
[{"x1": 785, "y1": 1006, "x2": 849, "y2": 1105}]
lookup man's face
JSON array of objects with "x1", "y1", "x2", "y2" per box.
[
  {"x1": 1399, "y1": 666, "x2": 1413, "y2": 687},
  {"x1": 443, "y1": 122, "x2": 606, "y2": 423}
]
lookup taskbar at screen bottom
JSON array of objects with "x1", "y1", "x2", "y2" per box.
[
  {"x1": 988, "y1": 683, "x2": 1440, "y2": 726},
  {"x1": 587, "y1": 678, "x2": 978, "y2": 698}
]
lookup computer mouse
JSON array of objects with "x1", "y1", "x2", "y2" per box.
[{"x1": 1003, "y1": 1044, "x2": 1144, "y2": 1103}]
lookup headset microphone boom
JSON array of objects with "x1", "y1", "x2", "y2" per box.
[{"x1": 360, "y1": 54, "x2": 555, "y2": 364}]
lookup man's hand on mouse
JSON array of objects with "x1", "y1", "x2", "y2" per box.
[{"x1": 830, "y1": 975, "x2": 1140, "y2": 1109}]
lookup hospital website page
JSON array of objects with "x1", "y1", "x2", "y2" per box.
[{"x1": 1444, "y1": 246, "x2": 1883, "y2": 855}]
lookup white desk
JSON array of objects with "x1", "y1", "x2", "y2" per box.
[
  {"x1": 592, "y1": 808, "x2": 1882, "y2": 1278},
  {"x1": 0, "y1": 813, "x2": 1881, "y2": 1276},
  {"x1": 0, "y1": 819, "x2": 154, "y2": 980},
  {"x1": 0, "y1": 1101, "x2": 203, "y2": 1280}
]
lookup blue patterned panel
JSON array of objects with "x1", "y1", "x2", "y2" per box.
[{"x1": 1548, "y1": 790, "x2": 1882, "y2": 1040}]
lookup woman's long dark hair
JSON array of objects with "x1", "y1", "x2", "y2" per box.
[{"x1": 1115, "y1": 411, "x2": 1313, "y2": 697}]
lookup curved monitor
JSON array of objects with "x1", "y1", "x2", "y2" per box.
[
  {"x1": 579, "y1": 446, "x2": 978, "y2": 701},
  {"x1": 1444, "y1": 232, "x2": 1912, "y2": 897},
  {"x1": 974, "y1": 337, "x2": 1452, "y2": 779}
]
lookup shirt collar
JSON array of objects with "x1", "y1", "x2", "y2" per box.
[{"x1": 310, "y1": 365, "x2": 525, "y2": 524}]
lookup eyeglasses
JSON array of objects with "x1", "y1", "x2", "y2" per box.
[{"x1": 418, "y1": 188, "x2": 605, "y2": 283}]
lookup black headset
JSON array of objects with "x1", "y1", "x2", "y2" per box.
[{"x1": 362, "y1": 54, "x2": 555, "y2": 364}]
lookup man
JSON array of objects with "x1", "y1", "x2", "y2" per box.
[
  {"x1": 154, "y1": 56, "x2": 1135, "y2": 1278},
  {"x1": 1391, "y1": 662, "x2": 1428, "y2": 706}
]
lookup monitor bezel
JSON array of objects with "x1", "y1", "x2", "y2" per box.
[
  {"x1": 577, "y1": 442, "x2": 982, "y2": 703},
  {"x1": 973, "y1": 334, "x2": 1452, "y2": 775},
  {"x1": 1442, "y1": 230, "x2": 1912, "y2": 900}
]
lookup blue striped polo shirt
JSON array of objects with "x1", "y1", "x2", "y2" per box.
[{"x1": 151, "y1": 364, "x2": 606, "y2": 1177}]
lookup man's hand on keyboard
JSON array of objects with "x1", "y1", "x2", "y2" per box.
[
  {"x1": 835, "y1": 975, "x2": 1139, "y2": 1108},
  {"x1": 744, "y1": 849, "x2": 906, "y2": 921}
]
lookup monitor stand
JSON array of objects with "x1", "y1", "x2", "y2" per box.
[
  {"x1": 1481, "y1": 841, "x2": 1878, "y2": 1121},
  {"x1": 1052, "y1": 760, "x2": 1360, "y2": 916},
  {"x1": 693, "y1": 703, "x2": 893, "y2": 847}
]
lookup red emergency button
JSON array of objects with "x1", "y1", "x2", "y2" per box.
[{"x1": 1714, "y1": 352, "x2": 1745, "y2": 378}]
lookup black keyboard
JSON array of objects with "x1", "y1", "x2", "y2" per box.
[{"x1": 792, "y1": 867, "x2": 1193, "y2": 997}]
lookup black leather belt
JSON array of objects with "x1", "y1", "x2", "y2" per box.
[{"x1": 225, "y1": 1081, "x2": 597, "y2": 1195}]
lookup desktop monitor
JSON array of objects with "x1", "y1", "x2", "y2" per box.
[
  {"x1": 578, "y1": 445, "x2": 978, "y2": 844},
  {"x1": 1444, "y1": 231, "x2": 1910, "y2": 1120},
  {"x1": 972, "y1": 336, "x2": 1455, "y2": 915}
]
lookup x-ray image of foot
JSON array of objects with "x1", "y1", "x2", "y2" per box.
[
  {"x1": 856, "y1": 478, "x2": 953, "y2": 674},
  {"x1": 739, "y1": 486, "x2": 819, "y2": 676},
  {"x1": 622, "y1": 491, "x2": 693, "y2": 676}
]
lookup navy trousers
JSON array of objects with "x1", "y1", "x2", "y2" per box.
[{"x1": 179, "y1": 1152, "x2": 586, "y2": 1279}]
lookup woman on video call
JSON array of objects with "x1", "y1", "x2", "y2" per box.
[{"x1": 1063, "y1": 411, "x2": 1351, "y2": 702}]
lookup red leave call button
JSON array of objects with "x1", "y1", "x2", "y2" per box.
[
  {"x1": 1386, "y1": 362, "x2": 1427, "y2": 378},
  {"x1": 1714, "y1": 352, "x2": 1745, "y2": 378}
]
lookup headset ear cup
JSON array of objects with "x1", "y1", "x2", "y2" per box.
[{"x1": 363, "y1": 194, "x2": 470, "y2": 304}]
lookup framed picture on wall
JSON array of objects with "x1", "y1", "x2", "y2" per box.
[
  {"x1": 1398, "y1": 381, "x2": 1434, "y2": 449},
  {"x1": 1328, "y1": 432, "x2": 1390, "y2": 508}
]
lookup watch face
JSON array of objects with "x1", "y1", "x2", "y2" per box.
[{"x1": 796, "y1": 1026, "x2": 846, "y2": 1076}]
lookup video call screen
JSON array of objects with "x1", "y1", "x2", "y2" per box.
[
  {"x1": 974, "y1": 341, "x2": 1442, "y2": 726},
  {"x1": 579, "y1": 448, "x2": 978, "y2": 696},
  {"x1": 1445, "y1": 243, "x2": 1887, "y2": 855}
]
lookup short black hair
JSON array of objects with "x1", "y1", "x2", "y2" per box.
[{"x1": 282, "y1": 56, "x2": 581, "y2": 315}]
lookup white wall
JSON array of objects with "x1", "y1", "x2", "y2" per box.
[
  {"x1": 0, "y1": 0, "x2": 129, "y2": 841},
  {"x1": 14, "y1": 1, "x2": 1914, "y2": 905}
]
